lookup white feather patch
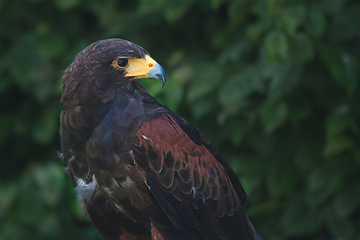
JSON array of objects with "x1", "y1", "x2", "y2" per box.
[{"x1": 76, "y1": 178, "x2": 97, "y2": 203}]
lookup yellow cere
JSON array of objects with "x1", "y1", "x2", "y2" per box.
[{"x1": 125, "y1": 55, "x2": 157, "y2": 79}]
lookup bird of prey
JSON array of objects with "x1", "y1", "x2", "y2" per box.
[{"x1": 59, "y1": 38, "x2": 262, "y2": 240}]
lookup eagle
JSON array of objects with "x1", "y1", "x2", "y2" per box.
[{"x1": 59, "y1": 38, "x2": 262, "y2": 240}]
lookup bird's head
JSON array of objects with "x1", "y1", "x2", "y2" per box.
[{"x1": 61, "y1": 38, "x2": 166, "y2": 109}]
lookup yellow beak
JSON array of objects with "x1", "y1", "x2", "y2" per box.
[{"x1": 125, "y1": 55, "x2": 166, "y2": 86}]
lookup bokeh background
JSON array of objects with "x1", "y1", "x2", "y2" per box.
[{"x1": 1, "y1": 0, "x2": 360, "y2": 239}]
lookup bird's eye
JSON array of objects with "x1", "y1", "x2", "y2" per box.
[{"x1": 116, "y1": 58, "x2": 129, "y2": 68}]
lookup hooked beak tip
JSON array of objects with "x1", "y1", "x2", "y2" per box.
[{"x1": 148, "y1": 63, "x2": 166, "y2": 87}]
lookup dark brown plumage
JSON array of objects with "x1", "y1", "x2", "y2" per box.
[{"x1": 59, "y1": 38, "x2": 261, "y2": 240}]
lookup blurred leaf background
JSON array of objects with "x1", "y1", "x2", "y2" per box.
[{"x1": 1, "y1": 0, "x2": 360, "y2": 239}]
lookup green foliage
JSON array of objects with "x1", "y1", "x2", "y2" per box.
[{"x1": 1, "y1": 0, "x2": 360, "y2": 239}]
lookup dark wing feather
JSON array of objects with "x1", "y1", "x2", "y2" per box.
[{"x1": 132, "y1": 114, "x2": 255, "y2": 240}]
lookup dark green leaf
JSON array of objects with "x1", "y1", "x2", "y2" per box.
[
  {"x1": 326, "y1": 112, "x2": 358, "y2": 139},
  {"x1": 163, "y1": 0, "x2": 193, "y2": 23},
  {"x1": 289, "y1": 33, "x2": 314, "y2": 65},
  {"x1": 163, "y1": 77, "x2": 184, "y2": 112},
  {"x1": 282, "y1": 197, "x2": 323, "y2": 235},
  {"x1": 187, "y1": 66, "x2": 222, "y2": 102},
  {"x1": 333, "y1": 185, "x2": 360, "y2": 219},
  {"x1": 280, "y1": 4, "x2": 306, "y2": 36},
  {"x1": 305, "y1": 8, "x2": 326, "y2": 37},
  {"x1": 54, "y1": 0, "x2": 81, "y2": 10},
  {"x1": 32, "y1": 107, "x2": 59, "y2": 144},
  {"x1": 211, "y1": 0, "x2": 225, "y2": 10},
  {"x1": 264, "y1": 29, "x2": 288, "y2": 61},
  {"x1": 259, "y1": 100, "x2": 287, "y2": 134},
  {"x1": 318, "y1": 44, "x2": 360, "y2": 95},
  {"x1": 33, "y1": 163, "x2": 64, "y2": 206},
  {"x1": 321, "y1": 0, "x2": 347, "y2": 14},
  {"x1": 217, "y1": 40, "x2": 249, "y2": 65},
  {"x1": 329, "y1": 13, "x2": 358, "y2": 42},
  {"x1": 325, "y1": 204, "x2": 356, "y2": 239},
  {"x1": 218, "y1": 67, "x2": 263, "y2": 106},
  {"x1": 191, "y1": 97, "x2": 216, "y2": 120},
  {"x1": 323, "y1": 135, "x2": 353, "y2": 157},
  {"x1": 266, "y1": 163, "x2": 297, "y2": 198},
  {"x1": 245, "y1": 20, "x2": 273, "y2": 42},
  {"x1": 266, "y1": 60, "x2": 301, "y2": 101},
  {"x1": 0, "y1": 183, "x2": 17, "y2": 212},
  {"x1": 307, "y1": 166, "x2": 342, "y2": 205}
]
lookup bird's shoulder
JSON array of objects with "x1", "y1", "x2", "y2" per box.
[{"x1": 131, "y1": 111, "x2": 255, "y2": 240}]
